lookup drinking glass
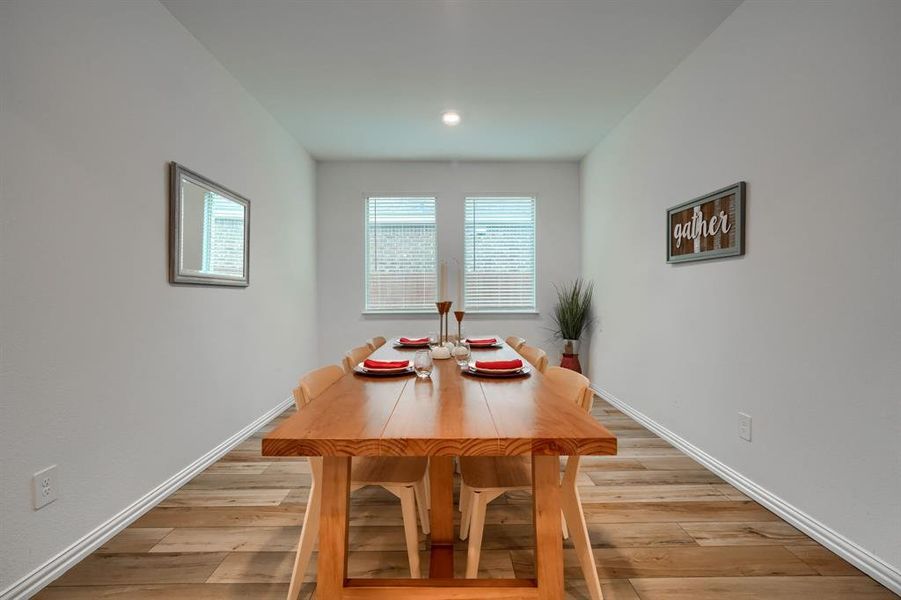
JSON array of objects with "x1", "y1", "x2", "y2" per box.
[
  {"x1": 413, "y1": 350, "x2": 433, "y2": 378},
  {"x1": 453, "y1": 340, "x2": 471, "y2": 368},
  {"x1": 427, "y1": 332, "x2": 439, "y2": 349}
]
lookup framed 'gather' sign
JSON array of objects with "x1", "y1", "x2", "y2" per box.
[{"x1": 667, "y1": 182, "x2": 745, "y2": 264}]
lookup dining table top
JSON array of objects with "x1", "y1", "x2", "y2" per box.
[{"x1": 262, "y1": 337, "x2": 617, "y2": 458}]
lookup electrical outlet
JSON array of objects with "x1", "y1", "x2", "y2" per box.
[
  {"x1": 33, "y1": 465, "x2": 58, "y2": 509},
  {"x1": 738, "y1": 413, "x2": 752, "y2": 442}
]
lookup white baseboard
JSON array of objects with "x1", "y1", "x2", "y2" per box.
[
  {"x1": 0, "y1": 397, "x2": 294, "y2": 600},
  {"x1": 592, "y1": 385, "x2": 901, "y2": 596}
]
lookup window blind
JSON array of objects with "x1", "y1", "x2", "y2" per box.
[
  {"x1": 202, "y1": 192, "x2": 245, "y2": 276},
  {"x1": 464, "y1": 196, "x2": 536, "y2": 312},
  {"x1": 365, "y1": 196, "x2": 437, "y2": 312}
]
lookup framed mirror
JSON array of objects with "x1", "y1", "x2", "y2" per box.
[{"x1": 169, "y1": 162, "x2": 250, "y2": 287}]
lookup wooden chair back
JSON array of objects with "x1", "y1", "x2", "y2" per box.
[
  {"x1": 505, "y1": 336, "x2": 526, "y2": 351},
  {"x1": 544, "y1": 366, "x2": 593, "y2": 412},
  {"x1": 343, "y1": 345, "x2": 373, "y2": 372},
  {"x1": 367, "y1": 336, "x2": 387, "y2": 351},
  {"x1": 293, "y1": 364, "x2": 345, "y2": 409},
  {"x1": 519, "y1": 344, "x2": 548, "y2": 373}
]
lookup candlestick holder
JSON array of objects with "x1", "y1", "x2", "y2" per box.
[
  {"x1": 435, "y1": 301, "x2": 453, "y2": 344},
  {"x1": 453, "y1": 310, "x2": 465, "y2": 344}
]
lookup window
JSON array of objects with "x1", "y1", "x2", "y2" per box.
[
  {"x1": 365, "y1": 196, "x2": 437, "y2": 312},
  {"x1": 201, "y1": 191, "x2": 246, "y2": 277},
  {"x1": 464, "y1": 196, "x2": 536, "y2": 312}
]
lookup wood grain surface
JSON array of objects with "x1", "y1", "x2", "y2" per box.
[{"x1": 262, "y1": 339, "x2": 616, "y2": 458}]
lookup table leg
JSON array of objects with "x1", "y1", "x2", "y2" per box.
[
  {"x1": 428, "y1": 456, "x2": 455, "y2": 578},
  {"x1": 533, "y1": 455, "x2": 564, "y2": 600},
  {"x1": 318, "y1": 456, "x2": 351, "y2": 599}
]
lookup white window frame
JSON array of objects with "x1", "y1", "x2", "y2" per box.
[
  {"x1": 463, "y1": 194, "x2": 538, "y2": 314},
  {"x1": 363, "y1": 195, "x2": 438, "y2": 314}
]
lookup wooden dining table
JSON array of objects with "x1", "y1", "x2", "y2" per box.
[{"x1": 263, "y1": 337, "x2": 617, "y2": 599}]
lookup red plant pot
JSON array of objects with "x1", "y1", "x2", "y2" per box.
[{"x1": 560, "y1": 353, "x2": 582, "y2": 373}]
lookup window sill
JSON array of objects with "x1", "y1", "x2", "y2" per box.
[
  {"x1": 463, "y1": 310, "x2": 540, "y2": 316},
  {"x1": 362, "y1": 311, "x2": 438, "y2": 316},
  {"x1": 361, "y1": 310, "x2": 540, "y2": 317}
]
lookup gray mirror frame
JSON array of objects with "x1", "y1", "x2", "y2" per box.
[{"x1": 169, "y1": 162, "x2": 250, "y2": 287}]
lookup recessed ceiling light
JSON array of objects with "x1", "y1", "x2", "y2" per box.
[{"x1": 442, "y1": 111, "x2": 461, "y2": 126}]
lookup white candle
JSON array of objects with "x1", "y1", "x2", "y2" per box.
[{"x1": 438, "y1": 261, "x2": 447, "y2": 300}]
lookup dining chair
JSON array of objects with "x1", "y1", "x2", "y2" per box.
[
  {"x1": 292, "y1": 364, "x2": 344, "y2": 408},
  {"x1": 505, "y1": 335, "x2": 526, "y2": 351},
  {"x1": 285, "y1": 366, "x2": 430, "y2": 600},
  {"x1": 367, "y1": 335, "x2": 387, "y2": 351},
  {"x1": 458, "y1": 367, "x2": 602, "y2": 600},
  {"x1": 519, "y1": 344, "x2": 549, "y2": 373},
  {"x1": 343, "y1": 344, "x2": 373, "y2": 372}
]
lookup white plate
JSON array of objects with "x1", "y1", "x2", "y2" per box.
[
  {"x1": 464, "y1": 364, "x2": 532, "y2": 378},
  {"x1": 468, "y1": 361, "x2": 525, "y2": 374},
  {"x1": 395, "y1": 338, "x2": 431, "y2": 347},
  {"x1": 357, "y1": 361, "x2": 413, "y2": 373},
  {"x1": 362, "y1": 362, "x2": 410, "y2": 371},
  {"x1": 465, "y1": 340, "x2": 502, "y2": 349},
  {"x1": 354, "y1": 362, "x2": 412, "y2": 375}
]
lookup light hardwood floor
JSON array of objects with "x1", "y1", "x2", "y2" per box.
[{"x1": 38, "y1": 398, "x2": 897, "y2": 599}]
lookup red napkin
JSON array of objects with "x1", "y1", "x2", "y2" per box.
[
  {"x1": 399, "y1": 337, "x2": 429, "y2": 344},
  {"x1": 363, "y1": 359, "x2": 410, "y2": 370},
  {"x1": 475, "y1": 359, "x2": 523, "y2": 370},
  {"x1": 467, "y1": 337, "x2": 497, "y2": 345}
]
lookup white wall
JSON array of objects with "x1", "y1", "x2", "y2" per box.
[
  {"x1": 0, "y1": 0, "x2": 317, "y2": 592},
  {"x1": 316, "y1": 161, "x2": 581, "y2": 364},
  {"x1": 581, "y1": 0, "x2": 900, "y2": 583}
]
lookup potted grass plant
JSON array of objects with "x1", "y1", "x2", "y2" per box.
[{"x1": 551, "y1": 278, "x2": 594, "y2": 373}]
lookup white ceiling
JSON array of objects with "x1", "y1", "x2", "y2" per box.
[{"x1": 163, "y1": 0, "x2": 740, "y2": 160}]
